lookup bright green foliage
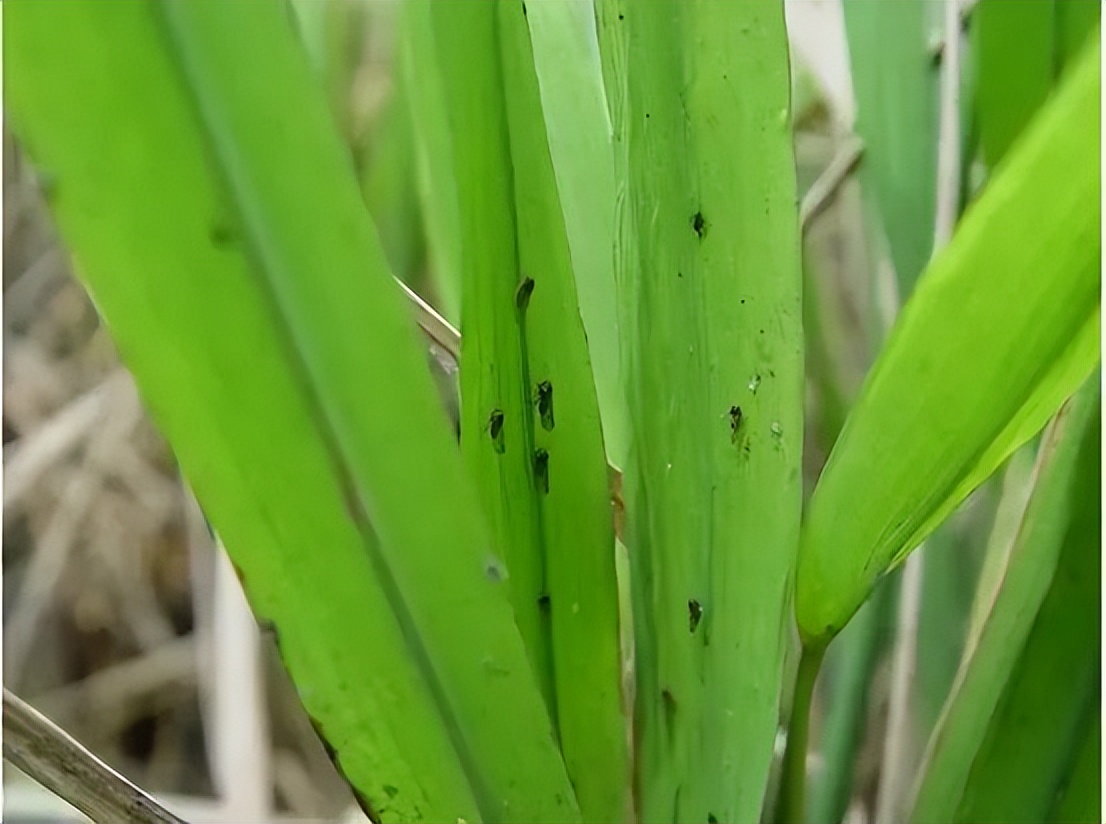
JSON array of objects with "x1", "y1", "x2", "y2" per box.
[
  {"x1": 417, "y1": 2, "x2": 628, "y2": 819},
  {"x1": 525, "y1": 0, "x2": 628, "y2": 469},
  {"x1": 796, "y1": 36, "x2": 1101, "y2": 646},
  {"x1": 596, "y1": 2, "x2": 803, "y2": 821},
  {"x1": 5, "y1": 2, "x2": 580, "y2": 821},
  {"x1": 842, "y1": 0, "x2": 937, "y2": 293},
  {"x1": 910, "y1": 377, "x2": 1101, "y2": 824}
]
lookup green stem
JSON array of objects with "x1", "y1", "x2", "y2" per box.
[{"x1": 779, "y1": 644, "x2": 826, "y2": 824}]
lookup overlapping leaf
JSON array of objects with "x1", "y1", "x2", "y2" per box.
[
  {"x1": 796, "y1": 35, "x2": 1101, "y2": 646},
  {"x1": 6, "y1": 2, "x2": 578, "y2": 821},
  {"x1": 910, "y1": 377, "x2": 1100, "y2": 823},
  {"x1": 596, "y1": 2, "x2": 804, "y2": 820},
  {"x1": 414, "y1": 2, "x2": 628, "y2": 819}
]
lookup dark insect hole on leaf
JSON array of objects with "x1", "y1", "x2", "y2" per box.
[
  {"x1": 515, "y1": 276, "x2": 535, "y2": 311},
  {"x1": 692, "y1": 211, "x2": 707, "y2": 238},
  {"x1": 538, "y1": 593, "x2": 551, "y2": 612},
  {"x1": 688, "y1": 599, "x2": 703, "y2": 633},
  {"x1": 487, "y1": 409, "x2": 505, "y2": 453},
  {"x1": 535, "y1": 381, "x2": 555, "y2": 431},
  {"x1": 618, "y1": 13, "x2": 624, "y2": 20},
  {"x1": 533, "y1": 448, "x2": 550, "y2": 494},
  {"x1": 729, "y1": 405, "x2": 743, "y2": 443}
]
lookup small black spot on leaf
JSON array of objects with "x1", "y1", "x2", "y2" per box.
[
  {"x1": 661, "y1": 688, "x2": 677, "y2": 727},
  {"x1": 485, "y1": 556, "x2": 507, "y2": 582},
  {"x1": 692, "y1": 211, "x2": 707, "y2": 239},
  {"x1": 308, "y1": 714, "x2": 339, "y2": 764},
  {"x1": 533, "y1": 448, "x2": 550, "y2": 494},
  {"x1": 488, "y1": 409, "x2": 505, "y2": 453},
  {"x1": 688, "y1": 599, "x2": 703, "y2": 633},
  {"x1": 209, "y1": 220, "x2": 237, "y2": 248},
  {"x1": 351, "y1": 788, "x2": 380, "y2": 822},
  {"x1": 535, "y1": 381, "x2": 555, "y2": 431},
  {"x1": 38, "y1": 172, "x2": 60, "y2": 203},
  {"x1": 537, "y1": 593, "x2": 551, "y2": 613},
  {"x1": 618, "y1": 12, "x2": 625, "y2": 20},
  {"x1": 515, "y1": 276, "x2": 535, "y2": 312},
  {"x1": 258, "y1": 619, "x2": 282, "y2": 652},
  {"x1": 708, "y1": 815, "x2": 719, "y2": 824}
]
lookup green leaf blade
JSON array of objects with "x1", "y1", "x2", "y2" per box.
[
  {"x1": 796, "y1": 35, "x2": 1101, "y2": 646},
  {"x1": 843, "y1": 0, "x2": 938, "y2": 293},
  {"x1": 910, "y1": 376, "x2": 1101, "y2": 823},
  {"x1": 597, "y1": 2, "x2": 804, "y2": 820},
  {"x1": 422, "y1": 2, "x2": 628, "y2": 819},
  {"x1": 7, "y1": 2, "x2": 579, "y2": 820}
]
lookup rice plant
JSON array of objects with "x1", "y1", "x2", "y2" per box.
[{"x1": 5, "y1": 1, "x2": 1100, "y2": 822}]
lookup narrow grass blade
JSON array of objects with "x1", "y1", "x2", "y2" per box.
[
  {"x1": 524, "y1": 0, "x2": 628, "y2": 468},
  {"x1": 914, "y1": 495, "x2": 990, "y2": 734},
  {"x1": 399, "y1": 1, "x2": 463, "y2": 322},
  {"x1": 357, "y1": 73, "x2": 426, "y2": 287},
  {"x1": 289, "y1": 0, "x2": 361, "y2": 144},
  {"x1": 419, "y1": 3, "x2": 628, "y2": 819},
  {"x1": 6, "y1": 3, "x2": 579, "y2": 821},
  {"x1": 806, "y1": 578, "x2": 895, "y2": 824},
  {"x1": 596, "y1": 2, "x2": 803, "y2": 820},
  {"x1": 909, "y1": 377, "x2": 1100, "y2": 824},
  {"x1": 796, "y1": 35, "x2": 1101, "y2": 646},
  {"x1": 499, "y1": 3, "x2": 629, "y2": 819},
  {"x1": 964, "y1": 443, "x2": 1038, "y2": 654},
  {"x1": 974, "y1": 0, "x2": 1056, "y2": 169},
  {"x1": 842, "y1": 0, "x2": 938, "y2": 293}
]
